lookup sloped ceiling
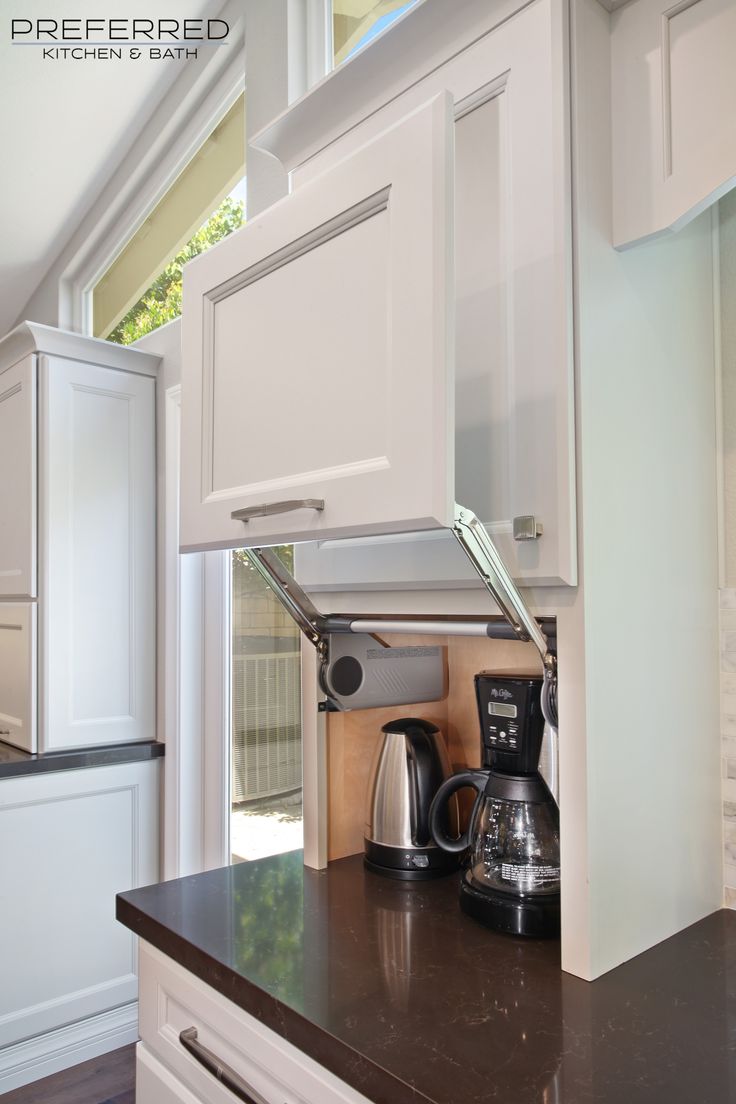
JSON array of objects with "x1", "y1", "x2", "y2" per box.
[{"x1": 0, "y1": 0, "x2": 224, "y2": 337}]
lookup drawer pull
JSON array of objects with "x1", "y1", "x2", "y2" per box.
[
  {"x1": 179, "y1": 1027, "x2": 272, "y2": 1104},
  {"x1": 231, "y1": 499, "x2": 325, "y2": 523}
]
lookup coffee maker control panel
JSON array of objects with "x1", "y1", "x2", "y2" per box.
[{"x1": 475, "y1": 674, "x2": 545, "y2": 775}]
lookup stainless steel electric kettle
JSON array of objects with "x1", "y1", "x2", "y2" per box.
[{"x1": 364, "y1": 717, "x2": 461, "y2": 880}]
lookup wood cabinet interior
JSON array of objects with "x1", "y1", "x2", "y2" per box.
[{"x1": 326, "y1": 633, "x2": 541, "y2": 861}]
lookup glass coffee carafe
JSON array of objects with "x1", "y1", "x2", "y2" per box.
[{"x1": 429, "y1": 675, "x2": 561, "y2": 938}]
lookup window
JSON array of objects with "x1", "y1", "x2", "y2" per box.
[
  {"x1": 95, "y1": 94, "x2": 245, "y2": 343},
  {"x1": 332, "y1": 0, "x2": 419, "y2": 65},
  {"x1": 230, "y1": 549, "x2": 303, "y2": 863}
]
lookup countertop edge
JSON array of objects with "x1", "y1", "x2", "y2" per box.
[
  {"x1": 0, "y1": 740, "x2": 165, "y2": 778},
  {"x1": 116, "y1": 894, "x2": 434, "y2": 1104}
]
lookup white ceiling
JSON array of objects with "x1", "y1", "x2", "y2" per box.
[{"x1": 0, "y1": 0, "x2": 223, "y2": 336}]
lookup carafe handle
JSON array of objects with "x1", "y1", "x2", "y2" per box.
[{"x1": 429, "y1": 770, "x2": 488, "y2": 854}]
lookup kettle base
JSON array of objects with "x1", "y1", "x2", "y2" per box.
[
  {"x1": 459, "y1": 872, "x2": 560, "y2": 938},
  {"x1": 363, "y1": 839, "x2": 462, "y2": 880},
  {"x1": 364, "y1": 857, "x2": 455, "y2": 881}
]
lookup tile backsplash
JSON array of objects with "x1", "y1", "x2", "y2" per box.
[{"x1": 720, "y1": 589, "x2": 736, "y2": 908}]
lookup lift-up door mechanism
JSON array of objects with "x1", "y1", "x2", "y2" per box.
[{"x1": 239, "y1": 504, "x2": 558, "y2": 727}]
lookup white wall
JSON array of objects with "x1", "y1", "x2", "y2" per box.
[{"x1": 567, "y1": 0, "x2": 722, "y2": 979}]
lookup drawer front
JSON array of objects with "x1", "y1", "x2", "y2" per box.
[
  {"x1": 137, "y1": 1043, "x2": 202, "y2": 1104},
  {"x1": 0, "y1": 602, "x2": 36, "y2": 752},
  {"x1": 139, "y1": 943, "x2": 372, "y2": 1104}
]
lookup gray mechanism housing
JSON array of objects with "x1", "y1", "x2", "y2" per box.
[{"x1": 320, "y1": 633, "x2": 447, "y2": 711}]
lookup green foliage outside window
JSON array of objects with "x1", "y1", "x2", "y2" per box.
[{"x1": 106, "y1": 195, "x2": 245, "y2": 345}]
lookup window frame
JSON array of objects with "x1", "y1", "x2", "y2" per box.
[{"x1": 58, "y1": 41, "x2": 245, "y2": 337}]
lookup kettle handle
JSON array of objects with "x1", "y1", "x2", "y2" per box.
[
  {"x1": 429, "y1": 771, "x2": 488, "y2": 854},
  {"x1": 405, "y1": 725, "x2": 440, "y2": 848}
]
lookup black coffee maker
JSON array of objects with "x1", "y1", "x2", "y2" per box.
[{"x1": 429, "y1": 674, "x2": 560, "y2": 938}]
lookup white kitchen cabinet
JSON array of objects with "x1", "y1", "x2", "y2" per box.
[
  {"x1": 180, "y1": 0, "x2": 576, "y2": 588},
  {"x1": 611, "y1": 0, "x2": 736, "y2": 247},
  {"x1": 137, "y1": 942, "x2": 372, "y2": 1104},
  {"x1": 0, "y1": 759, "x2": 160, "y2": 1094},
  {"x1": 0, "y1": 323, "x2": 158, "y2": 752}
]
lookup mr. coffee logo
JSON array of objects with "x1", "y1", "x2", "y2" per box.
[
  {"x1": 489, "y1": 687, "x2": 513, "y2": 700},
  {"x1": 10, "y1": 17, "x2": 230, "y2": 61}
]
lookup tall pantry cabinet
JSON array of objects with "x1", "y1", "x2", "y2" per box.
[
  {"x1": 0, "y1": 323, "x2": 160, "y2": 1092},
  {"x1": 0, "y1": 322, "x2": 157, "y2": 752}
]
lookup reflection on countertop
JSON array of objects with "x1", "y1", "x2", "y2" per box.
[
  {"x1": 0, "y1": 739, "x2": 164, "y2": 778},
  {"x1": 117, "y1": 851, "x2": 736, "y2": 1104}
]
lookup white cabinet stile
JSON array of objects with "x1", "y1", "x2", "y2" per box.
[{"x1": 0, "y1": 356, "x2": 36, "y2": 599}]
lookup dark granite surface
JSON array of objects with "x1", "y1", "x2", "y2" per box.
[
  {"x1": 0, "y1": 739, "x2": 164, "y2": 778},
  {"x1": 117, "y1": 851, "x2": 736, "y2": 1104}
]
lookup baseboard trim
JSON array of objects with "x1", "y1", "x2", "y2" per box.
[{"x1": 0, "y1": 1001, "x2": 138, "y2": 1094}]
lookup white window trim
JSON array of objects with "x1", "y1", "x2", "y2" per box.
[
  {"x1": 58, "y1": 12, "x2": 245, "y2": 337},
  {"x1": 161, "y1": 0, "x2": 333, "y2": 878},
  {"x1": 163, "y1": 382, "x2": 233, "y2": 877}
]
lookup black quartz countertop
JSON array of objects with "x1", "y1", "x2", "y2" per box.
[
  {"x1": 0, "y1": 739, "x2": 164, "y2": 778},
  {"x1": 116, "y1": 851, "x2": 736, "y2": 1104}
]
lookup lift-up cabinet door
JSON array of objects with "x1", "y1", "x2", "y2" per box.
[{"x1": 180, "y1": 94, "x2": 454, "y2": 552}]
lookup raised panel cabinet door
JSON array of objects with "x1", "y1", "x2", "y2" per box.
[
  {"x1": 0, "y1": 603, "x2": 36, "y2": 752},
  {"x1": 180, "y1": 93, "x2": 455, "y2": 552},
  {"x1": 0, "y1": 760, "x2": 159, "y2": 1049},
  {"x1": 39, "y1": 356, "x2": 156, "y2": 751},
  {"x1": 0, "y1": 355, "x2": 36, "y2": 598},
  {"x1": 612, "y1": 0, "x2": 736, "y2": 246}
]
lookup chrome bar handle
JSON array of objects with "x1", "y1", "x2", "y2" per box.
[
  {"x1": 179, "y1": 1027, "x2": 273, "y2": 1104},
  {"x1": 231, "y1": 499, "x2": 324, "y2": 523}
]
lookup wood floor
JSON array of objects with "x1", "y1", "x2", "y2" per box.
[{"x1": 1, "y1": 1045, "x2": 135, "y2": 1104}]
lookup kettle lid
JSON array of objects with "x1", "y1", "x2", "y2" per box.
[{"x1": 381, "y1": 717, "x2": 440, "y2": 735}]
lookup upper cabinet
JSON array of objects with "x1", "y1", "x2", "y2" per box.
[
  {"x1": 0, "y1": 324, "x2": 158, "y2": 752},
  {"x1": 612, "y1": 0, "x2": 736, "y2": 247},
  {"x1": 180, "y1": 0, "x2": 576, "y2": 587},
  {"x1": 181, "y1": 95, "x2": 455, "y2": 551}
]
